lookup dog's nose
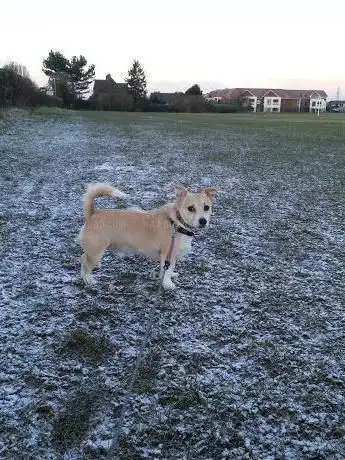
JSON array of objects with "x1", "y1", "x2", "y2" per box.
[{"x1": 199, "y1": 218, "x2": 207, "y2": 227}]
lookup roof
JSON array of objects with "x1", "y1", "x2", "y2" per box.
[
  {"x1": 206, "y1": 88, "x2": 328, "y2": 100},
  {"x1": 93, "y1": 75, "x2": 128, "y2": 95},
  {"x1": 206, "y1": 88, "x2": 241, "y2": 100}
]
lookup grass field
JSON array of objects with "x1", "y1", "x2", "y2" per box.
[{"x1": 0, "y1": 110, "x2": 345, "y2": 459}]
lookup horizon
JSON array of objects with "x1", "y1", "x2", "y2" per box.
[{"x1": 1, "y1": 0, "x2": 344, "y2": 99}]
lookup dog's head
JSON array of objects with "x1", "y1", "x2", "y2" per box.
[{"x1": 174, "y1": 186, "x2": 217, "y2": 229}]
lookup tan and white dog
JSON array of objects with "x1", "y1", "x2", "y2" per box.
[{"x1": 79, "y1": 183, "x2": 216, "y2": 290}]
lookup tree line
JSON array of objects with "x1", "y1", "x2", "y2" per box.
[
  {"x1": 0, "y1": 51, "x2": 248, "y2": 113},
  {"x1": 0, "y1": 61, "x2": 60, "y2": 108}
]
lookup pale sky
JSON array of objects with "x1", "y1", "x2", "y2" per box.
[{"x1": 1, "y1": 0, "x2": 344, "y2": 97}]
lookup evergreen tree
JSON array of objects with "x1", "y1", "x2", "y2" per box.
[
  {"x1": 185, "y1": 84, "x2": 203, "y2": 96},
  {"x1": 42, "y1": 51, "x2": 70, "y2": 77},
  {"x1": 42, "y1": 51, "x2": 72, "y2": 104},
  {"x1": 125, "y1": 60, "x2": 147, "y2": 103},
  {"x1": 42, "y1": 50, "x2": 95, "y2": 104},
  {"x1": 69, "y1": 55, "x2": 95, "y2": 98}
]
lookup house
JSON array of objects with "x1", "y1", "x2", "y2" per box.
[
  {"x1": 39, "y1": 86, "x2": 54, "y2": 96},
  {"x1": 327, "y1": 100, "x2": 345, "y2": 113},
  {"x1": 205, "y1": 88, "x2": 328, "y2": 113},
  {"x1": 91, "y1": 74, "x2": 132, "y2": 110},
  {"x1": 39, "y1": 84, "x2": 54, "y2": 96},
  {"x1": 204, "y1": 96, "x2": 223, "y2": 103}
]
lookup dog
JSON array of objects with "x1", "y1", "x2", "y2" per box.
[{"x1": 79, "y1": 183, "x2": 216, "y2": 290}]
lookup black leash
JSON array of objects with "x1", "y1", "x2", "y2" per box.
[
  {"x1": 107, "y1": 280, "x2": 164, "y2": 459},
  {"x1": 107, "y1": 212, "x2": 195, "y2": 458}
]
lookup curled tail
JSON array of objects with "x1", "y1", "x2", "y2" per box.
[{"x1": 83, "y1": 182, "x2": 127, "y2": 219}]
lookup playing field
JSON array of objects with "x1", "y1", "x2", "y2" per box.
[{"x1": 1, "y1": 109, "x2": 344, "y2": 459}]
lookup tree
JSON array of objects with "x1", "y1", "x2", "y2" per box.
[
  {"x1": 125, "y1": 60, "x2": 147, "y2": 104},
  {"x1": 69, "y1": 55, "x2": 95, "y2": 99},
  {"x1": 42, "y1": 51, "x2": 71, "y2": 104},
  {"x1": 3, "y1": 61, "x2": 30, "y2": 79},
  {"x1": 0, "y1": 65, "x2": 38, "y2": 107},
  {"x1": 42, "y1": 51, "x2": 70, "y2": 77},
  {"x1": 42, "y1": 50, "x2": 95, "y2": 105},
  {"x1": 185, "y1": 84, "x2": 203, "y2": 96}
]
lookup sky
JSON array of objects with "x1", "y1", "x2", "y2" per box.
[{"x1": 1, "y1": 0, "x2": 344, "y2": 98}]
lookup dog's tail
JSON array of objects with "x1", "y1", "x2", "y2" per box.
[{"x1": 84, "y1": 182, "x2": 127, "y2": 219}]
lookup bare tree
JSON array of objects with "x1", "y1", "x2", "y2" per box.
[{"x1": 3, "y1": 61, "x2": 31, "y2": 79}]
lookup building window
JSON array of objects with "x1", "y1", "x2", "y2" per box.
[
  {"x1": 273, "y1": 99, "x2": 279, "y2": 104},
  {"x1": 272, "y1": 107, "x2": 278, "y2": 112},
  {"x1": 266, "y1": 98, "x2": 272, "y2": 105},
  {"x1": 312, "y1": 101, "x2": 316, "y2": 107}
]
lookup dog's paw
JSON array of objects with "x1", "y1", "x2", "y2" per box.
[
  {"x1": 162, "y1": 279, "x2": 176, "y2": 291},
  {"x1": 170, "y1": 272, "x2": 179, "y2": 279},
  {"x1": 83, "y1": 275, "x2": 95, "y2": 286}
]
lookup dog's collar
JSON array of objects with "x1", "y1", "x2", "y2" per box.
[
  {"x1": 167, "y1": 216, "x2": 194, "y2": 237},
  {"x1": 175, "y1": 209, "x2": 195, "y2": 232},
  {"x1": 176, "y1": 226, "x2": 195, "y2": 237}
]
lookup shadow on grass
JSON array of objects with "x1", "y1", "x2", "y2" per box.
[
  {"x1": 57, "y1": 328, "x2": 114, "y2": 365},
  {"x1": 52, "y1": 387, "x2": 100, "y2": 452}
]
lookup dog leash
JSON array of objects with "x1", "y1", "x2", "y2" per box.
[
  {"x1": 107, "y1": 216, "x2": 195, "y2": 459},
  {"x1": 163, "y1": 223, "x2": 177, "y2": 270},
  {"x1": 107, "y1": 271, "x2": 165, "y2": 459},
  {"x1": 164, "y1": 216, "x2": 194, "y2": 270}
]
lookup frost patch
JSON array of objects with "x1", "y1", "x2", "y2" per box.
[{"x1": 94, "y1": 162, "x2": 114, "y2": 171}]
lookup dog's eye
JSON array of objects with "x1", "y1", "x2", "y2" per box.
[
  {"x1": 187, "y1": 205, "x2": 195, "y2": 212},
  {"x1": 204, "y1": 205, "x2": 210, "y2": 211}
]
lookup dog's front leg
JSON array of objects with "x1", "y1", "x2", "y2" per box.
[
  {"x1": 159, "y1": 261, "x2": 178, "y2": 280},
  {"x1": 160, "y1": 255, "x2": 178, "y2": 291}
]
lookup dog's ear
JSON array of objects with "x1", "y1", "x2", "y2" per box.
[
  {"x1": 203, "y1": 187, "x2": 217, "y2": 200},
  {"x1": 174, "y1": 186, "x2": 188, "y2": 202}
]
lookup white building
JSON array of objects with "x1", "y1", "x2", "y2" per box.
[{"x1": 205, "y1": 88, "x2": 328, "y2": 113}]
